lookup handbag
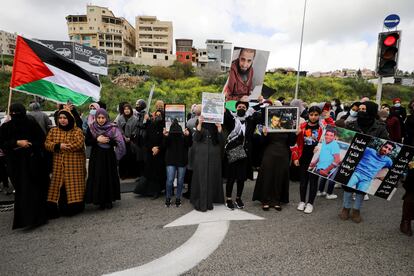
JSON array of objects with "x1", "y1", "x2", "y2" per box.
[{"x1": 226, "y1": 144, "x2": 247, "y2": 163}]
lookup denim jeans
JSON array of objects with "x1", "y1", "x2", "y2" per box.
[
  {"x1": 166, "y1": 166, "x2": 186, "y2": 199},
  {"x1": 343, "y1": 191, "x2": 364, "y2": 210}
]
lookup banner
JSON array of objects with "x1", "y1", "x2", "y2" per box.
[
  {"x1": 201, "y1": 92, "x2": 225, "y2": 124},
  {"x1": 37, "y1": 40, "x2": 108, "y2": 76},
  {"x1": 308, "y1": 126, "x2": 414, "y2": 200}
]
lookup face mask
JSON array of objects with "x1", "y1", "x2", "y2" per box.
[
  {"x1": 394, "y1": 103, "x2": 401, "y2": 107},
  {"x1": 237, "y1": 109, "x2": 246, "y2": 117},
  {"x1": 349, "y1": 110, "x2": 358, "y2": 117},
  {"x1": 89, "y1": 109, "x2": 97, "y2": 116},
  {"x1": 331, "y1": 102, "x2": 336, "y2": 107},
  {"x1": 136, "y1": 106, "x2": 144, "y2": 112}
]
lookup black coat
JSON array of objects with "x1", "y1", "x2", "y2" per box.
[{"x1": 0, "y1": 116, "x2": 48, "y2": 229}]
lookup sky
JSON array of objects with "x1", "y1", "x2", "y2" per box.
[{"x1": 1, "y1": 0, "x2": 413, "y2": 73}]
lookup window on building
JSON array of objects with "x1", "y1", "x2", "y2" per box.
[
  {"x1": 165, "y1": 56, "x2": 168, "y2": 60},
  {"x1": 89, "y1": 27, "x2": 93, "y2": 30},
  {"x1": 94, "y1": 18, "x2": 96, "y2": 21},
  {"x1": 185, "y1": 55, "x2": 190, "y2": 59},
  {"x1": 80, "y1": 27, "x2": 83, "y2": 30},
  {"x1": 89, "y1": 8, "x2": 94, "y2": 12},
  {"x1": 215, "y1": 46, "x2": 217, "y2": 49},
  {"x1": 102, "y1": 10, "x2": 105, "y2": 14},
  {"x1": 153, "y1": 54, "x2": 157, "y2": 59}
]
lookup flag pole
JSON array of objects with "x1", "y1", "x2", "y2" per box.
[{"x1": 7, "y1": 87, "x2": 13, "y2": 115}]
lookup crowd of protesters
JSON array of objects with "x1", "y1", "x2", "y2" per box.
[{"x1": 0, "y1": 95, "x2": 413, "y2": 237}]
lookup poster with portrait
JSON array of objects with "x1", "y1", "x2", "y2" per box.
[
  {"x1": 265, "y1": 107, "x2": 299, "y2": 133},
  {"x1": 223, "y1": 46, "x2": 269, "y2": 100},
  {"x1": 201, "y1": 92, "x2": 225, "y2": 124},
  {"x1": 164, "y1": 104, "x2": 186, "y2": 133},
  {"x1": 308, "y1": 126, "x2": 414, "y2": 200}
]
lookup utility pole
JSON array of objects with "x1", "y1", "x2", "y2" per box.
[{"x1": 294, "y1": 0, "x2": 307, "y2": 99}]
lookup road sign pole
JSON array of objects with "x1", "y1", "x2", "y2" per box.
[{"x1": 376, "y1": 76, "x2": 383, "y2": 105}]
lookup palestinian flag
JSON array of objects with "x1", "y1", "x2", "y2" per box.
[{"x1": 10, "y1": 36, "x2": 101, "y2": 106}]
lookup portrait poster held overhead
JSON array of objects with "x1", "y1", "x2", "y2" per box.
[
  {"x1": 265, "y1": 106, "x2": 299, "y2": 133},
  {"x1": 164, "y1": 104, "x2": 186, "y2": 133},
  {"x1": 201, "y1": 92, "x2": 225, "y2": 124},
  {"x1": 223, "y1": 46, "x2": 269, "y2": 101},
  {"x1": 308, "y1": 126, "x2": 414, "y2": 200}
]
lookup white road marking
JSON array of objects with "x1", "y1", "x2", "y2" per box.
[{"x1": 104, "y1": 205, "x2": 264, "y2": 276}]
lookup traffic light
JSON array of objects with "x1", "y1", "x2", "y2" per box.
[{"x1": 376, "y1": 31, "x2": 401, "y2": 77}]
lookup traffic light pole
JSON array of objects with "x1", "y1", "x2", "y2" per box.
[{"x1": 376, "y1": 76, "x2": 383, "y2": 105}]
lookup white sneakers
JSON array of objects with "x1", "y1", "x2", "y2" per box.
[
  {"x1": 304, "y1": 203, "x2": 313, "y2": 214},
  {"x1": 297, "y1": 201, "x2": 306, "y2": 211},
  {"x1": 297, "y1": 202, "x2": 313, "y2": 214},
  {"x1": 316, "y1": 191, "x2": 326, "y2": 197},
  {"x1": 325, "y1": 194, "x2": 338, "y2": 200},
  {"x1": 364, "y1": 194, "x2": 369, "y2": 201}
]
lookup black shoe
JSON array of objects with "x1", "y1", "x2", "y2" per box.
[
  {"x1": 262, "y1": 204, "x2": 270, "y2": 211},
  {"x1": 235, "y1": 198, "x2": 244, "y2": 209},
  {"x1": 165, "y1": 198, "x2": 171, "y2": 208},
  {"x1": 225, "y1": 199, "x2": 235, "y2": 210},
  {"x1": 175, "y1": 198, "x2": 181, "y2": 207},
  {"x1": 274, "y1": 205, "x2": 282, "y2": 211}
]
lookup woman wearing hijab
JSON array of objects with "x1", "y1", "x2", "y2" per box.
[
  {"x1": 45, "y1": 109, "x2": 86, "y2": 217},
  {"x1": 141, "y1": 110, "x2": 166, "y2": 199},
  {"x1": 339, "y1": 101, "x2": 389, "y2": 223},
  {"x1": 85, "y1": 108, "x2": 126, "y2": 209},
  {"x1": 82, "y1": 102, "x2": 100, "y2": 133},
  {"x1": 223, "y1": 101, "x2": 259, "y2": 210},
  {"x1": 118, "y1": 103, "x2": 139, "y2": 179},
  {"x1": 190, "y1": 116, "x2": 225, "y2": 212},
  {"x1": 0, "y1": 103, "x2": 49, "y2": 229}
]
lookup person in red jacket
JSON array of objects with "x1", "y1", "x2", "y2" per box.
[
  {"x1": 291, "y1": 106, "x2": 323, "y2": 214},
  {"x1": 224, "y1": 48, "x2": 255, "y2": 101},
  {"x1": 386, "y1": 106, "x2": 402, "y2": 143}
]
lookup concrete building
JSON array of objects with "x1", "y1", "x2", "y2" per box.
[
  {"x1": 135, "y1": 16, "x2": 175, "y2": 66},
  {"x1": 175, "y1": 39, "x2": 193, "y2": 64},
  {"x1": 204, "y1": 39, "x2": 232, "y2": 72},
  {"x1": 0, "y1": 30, "x2": 17, "y2": 55},
  {"x1": 66, "y1": 5, "x2": 136, "y2": 58}
]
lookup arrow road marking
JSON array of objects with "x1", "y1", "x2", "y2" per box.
[{"x1": 104, "y1": 205, "x2": 264, "y2": 276}]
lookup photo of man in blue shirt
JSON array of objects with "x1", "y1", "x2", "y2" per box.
[{"x1": 346, "y1": 141, "x2": 395, "y2": 193}]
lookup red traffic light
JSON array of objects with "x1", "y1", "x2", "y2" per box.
[{"x1": 383, "y1": 33, "x2": 399, "y2": 46}]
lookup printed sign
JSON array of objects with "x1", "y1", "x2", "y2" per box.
[
  {"x1": 308, "y1": 127, "x2": 414, "y2": 200},
  {"x1": 165, "y1": 104, "x2": 186, "y2": 133},
  {"x1": 37, "y1": 39, "x2": 108, "y2": 75},
  {"x1": 223, "y1": 46, "x2": 269, "y2": 101},
  {"x1": 201, "y1": 92, "x2": 225, "y2": 124},
  {"x1": 265, "y1": 106, "x2": 299, "y2": 133}
]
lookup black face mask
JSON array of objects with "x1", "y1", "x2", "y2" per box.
[
  {"x1": 237, "y1": 109, "x2": 246, "y2": 117},
  {"x1": 154, "y1": 116, "x2": 163, "y2": 122},
  {"x1": 136, "y1": 106, "x2": 144, "y2": 112}
]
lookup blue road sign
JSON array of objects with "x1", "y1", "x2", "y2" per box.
[{"x1": 384, "y1": 14, "x2": 400, "y2": 28}]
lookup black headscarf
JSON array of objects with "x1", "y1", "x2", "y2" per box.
[
  {"x1": 357, "y1": 101, "x2": 378, "y2": 130},
  {"x1": 57, "y1": 109, "x2": 75, "y2": 131},
  {"x1": 123, "y1": 103, "x2": 134, "y2": 119},
  {"x1": 10, "y1": 103, "x2": 27, "y2": 120},
  {"x1": 201, "y1": 122, "x2": 219, "y2": 145}
]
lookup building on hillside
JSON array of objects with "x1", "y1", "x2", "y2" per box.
[
  {"x1": 204, "y1": 39, "x2": 232, "y2": 72},
  {"x1": 267, "y1": 67, "x2": 307, "y2": 76},
  {"x1": 0, "y1": 30, "x2": 17, "y2": 55},
  {"x1": 66, "y1": 5, "x2": 136, "y2": 58},
  {"x1": 175, "y1": 39, "x2": 193, "y2": 64},
  {"x1": 360, "y1": 68, "x2": 376, "y2": 78},
  {"x1": 135, "y1": 16, "x2": 175, "y2": 66}
]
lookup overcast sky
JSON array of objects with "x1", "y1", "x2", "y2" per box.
[{"x1": 1, "y1": 0, "x2": 413, "y2": 72}]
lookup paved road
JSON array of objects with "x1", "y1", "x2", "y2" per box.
[{"x1": 0, "y1": 180, "x2": 413, "y2": 275}]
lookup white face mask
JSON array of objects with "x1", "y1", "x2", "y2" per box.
[
  {"x1": 394, "y1": 103, "x2": 401, "y2": 107},
  {"x1": 349, "y1": 110, "x2": 358, "y2": 117},
  {"x1": 331, "y1": 101, "x2": 336, "y2": 106}
]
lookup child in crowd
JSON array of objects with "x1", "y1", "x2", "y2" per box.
[{"x1": 291, "y1": 106, "x2": 323, "y2": 214}]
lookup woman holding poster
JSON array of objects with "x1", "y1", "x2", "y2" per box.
[
  {"x1": 253, "y1": 123, "x2": 296, "y2": 211},
  {"x1": 190, "y1": 116, "x2": 224, "y2": 212},
  {"x1": 339, "y1": 101, "x2": 389, "y2": 223}
]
